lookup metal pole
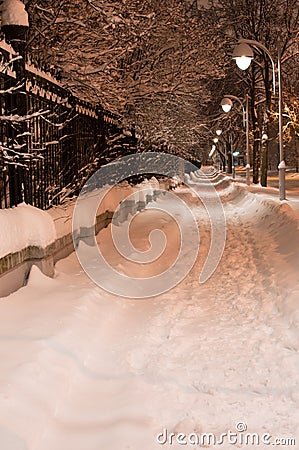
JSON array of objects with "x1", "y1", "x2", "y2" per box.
[
  {"x1": 225, "y1": 145, "x2": 228, "y2": 173},
  {"x1": 245, "y1": 93, "x2": 250, "y2": 185},
  {"x1": 221, "y1": 94, "x2": 248, "y2": 181},
  {"x1": 277, "y1": 44, "x2": 286, "y2": 200},
  {"x1": 231, "y1": 135, "x2": 235, "y2": 178}
]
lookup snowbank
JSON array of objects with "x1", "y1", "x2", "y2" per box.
[
  {"x1": 0, "y1": 203, "x2": 56, "y2": 258},
  {"x1": 223, "y1": 182, "x2": 299, "y2": 334},
  {"x1": 0, "y1": 177, "x2": 167, "y2": 296},
  {"x1": 0, "y1": 178, "x2": 165, "y2": 297},
  {"x1": 48, "y1": 178, "x2": 162, "y2": 239},
  {"x1": 0, "y1": 174, "x2": 298, "y2": 450},
  {"x1": 178, "y1": 172, "x2": 299, "y2": 335}
]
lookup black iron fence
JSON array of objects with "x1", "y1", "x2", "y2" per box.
[{"x1": 0, "y1": 43, "x2": 136, "y2": 210}]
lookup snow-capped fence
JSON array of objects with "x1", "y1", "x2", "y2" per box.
[
  {"x1": 0, "y1": 40, "x2": 137, "y2": 210},
  {"x1": 0, "y1": 177, "x2": 172, "y2": 297}
]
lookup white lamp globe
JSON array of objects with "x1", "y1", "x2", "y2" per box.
[
  {"x1": 235, "y1": 56, "x2": 252, "y2": 70},
  {"x1": 222, "y1": 104, "x2": 231, "y2": 112},
  {"x1": 232, "y1": 43, "x2": 254, "y2": 71},
  {"x1": 221, "y1": 97, "x2": 233, "y2": 113}
]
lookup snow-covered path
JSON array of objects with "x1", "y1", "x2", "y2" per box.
[{"x1": 0, "y1": 177, "x2": 298, "y2": 450}]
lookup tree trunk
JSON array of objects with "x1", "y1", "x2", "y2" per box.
[
  {"x1": 227, "y1": 149, "x2": 232, "y2": 174},
  {"x1": 251, "y1": 107, "x2": 260, "y2": 184},
  {"x1": 296, "y1": 137, "x2": 299, "y2": 172},
  {"x1": 219, "y1": 153, "x2": 225, "y2": 171},
  {"x1": 260, "y1": 61, "x2": 272, "y2": 187},
  {"x1": 260, "y1": 120, "x2": 270, "y2": 187}
]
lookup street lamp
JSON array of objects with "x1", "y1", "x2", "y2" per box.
[
  {"x1": 221, "y1": 94, "x2": 250, "y2": 185},
  {"x1": 221, "y1": 97, "x2": 233, "y2": 113},
  {"x1": 232, "y1": 39, "x2": 285, "y2": 200},
  {"x1": 232, "y1": 42, "x2": 254, "y2": 70}
]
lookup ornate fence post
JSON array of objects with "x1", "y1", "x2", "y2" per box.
[{"x1": 1, "y1": 0, "x2": 29, "y2": 206}]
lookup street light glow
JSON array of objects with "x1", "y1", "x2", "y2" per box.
[
  {"x1": 216, "y1": 129, "x2": 222, "y2": 136},
  {"x1": 213, "y1": 137, "x2": 218, "y2": 143}
]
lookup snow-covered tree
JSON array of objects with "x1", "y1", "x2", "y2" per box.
[{"x1": 23, "y1": 0, "x2": 227, "y2": 156}]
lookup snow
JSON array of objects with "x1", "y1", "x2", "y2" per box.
[
  {"x1": 48, "y1": 178, "x2": 161, "y2": 240},
  {"x1": 278, "y1": 160, "x2": 286, "y2": 169},
  {"x1": 1, "y1": 0, "x2": 29, "y2": 27},
  {"x1": 0, "y1": 203, "x2": 56, "y2": 258},
  {"x1": 0, "y1": 178, "x2": 161, "y2": 258},
  {"x1": 25, "y1": 64, "x2": 64, "y2": 89},
  {"x1": 0, "y1": 173, "x2": 298, "y2": 449},
  {"x1": 0, "y1": 38, "x2": 15, "y2": 54}
]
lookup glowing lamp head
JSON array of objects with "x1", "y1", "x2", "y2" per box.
[
  {"x1": 213, "y1": 137, "x2": 218, "y2": 143},
  {"x1": 216, "y1": 129, "x2": 222, "y2": 136},
  {"x1": 221, "y1": 97, "x2": 233, "y2": 113},
  {"x1": 232, "y1": 43, "x2": 254, "y2": 70}
]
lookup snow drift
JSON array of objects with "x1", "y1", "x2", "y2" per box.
[{"x1": 0, "y1": 172, "x2": 298, "y2": 450}]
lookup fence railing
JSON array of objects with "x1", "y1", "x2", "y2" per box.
[{"x1": 0, "y1": 41, "x2": 137, "y2": 210}]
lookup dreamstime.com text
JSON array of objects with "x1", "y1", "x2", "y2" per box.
[{"x1": 156, "y1": 422, "x2": 296, "y2": 447}]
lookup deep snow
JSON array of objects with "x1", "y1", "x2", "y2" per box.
[
  {"x1": 0, "y1": 174, "x2": 298, "y2": 450},
  {"x1": 0, "y1": 179, "x2": 161, "y2": 258},
  {"x1": 0, "y1": 203, "x2": 56, "y2": 258}
]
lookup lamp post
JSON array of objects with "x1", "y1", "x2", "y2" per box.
[
  {"x1": 232, "y1": 39, "x2": 285, "y2": 200},
  {"x1": 2, "y1": 0, "x2": 29, "y2": 206},
  {"x1": 230, "y1": 134, "x2": 235, "y2": 178},
  {"x1": 221, "y1": 94, "x2": 250, "y2": 185}
]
